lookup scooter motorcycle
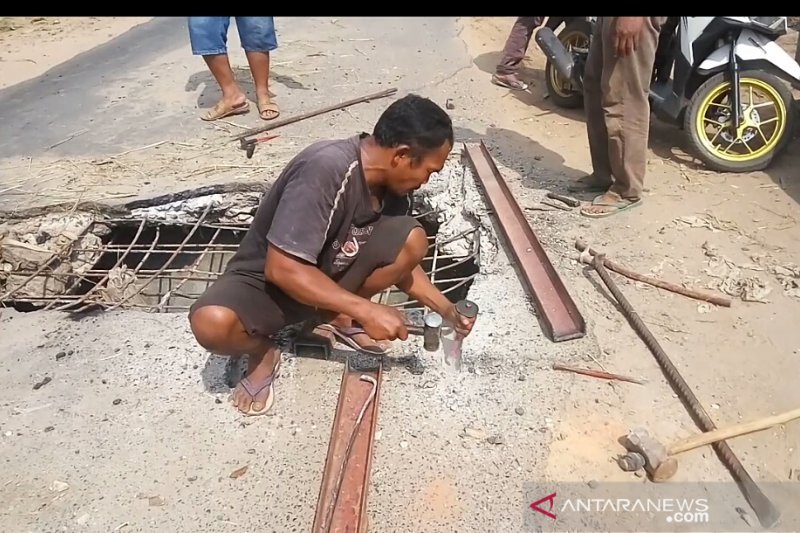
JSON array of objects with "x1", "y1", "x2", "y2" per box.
[
  {"x1": 536, "y1": 17, "x2": 800, "y2": 173},
  {"x1": 541, "y1": 17, "x2": 596, "y2": 108}
]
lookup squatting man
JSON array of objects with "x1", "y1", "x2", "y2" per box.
[{"x1": 189, "y1": 94, "x2": 477, "y2": 415}]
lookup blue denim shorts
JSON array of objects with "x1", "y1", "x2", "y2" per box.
[{"x1": 187, "y1": 17, "x2": 278, "y2": 55}]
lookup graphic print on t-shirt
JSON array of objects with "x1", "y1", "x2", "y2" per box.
[{"x1": 331, "y1": 222, "x2": 374, "y2": 275}]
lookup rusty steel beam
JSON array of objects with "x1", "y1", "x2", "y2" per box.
[
  {"x1": 312, "y1": 357, "x2": 382, "y2": 533},
  {"x1": 463, "y1": 141, "x2": 586, "y2": 342}
]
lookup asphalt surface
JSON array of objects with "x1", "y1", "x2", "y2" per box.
[{"x1": 0, "y1": 16, "x2": 470, "y2": 159}]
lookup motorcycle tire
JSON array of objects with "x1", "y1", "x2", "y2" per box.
[
  {"x1": 684, "y1": 69, "x2": 796, "y2": 173},
  {"x1": 544, "y1": 18, "x2": 593, "y2": 109}
]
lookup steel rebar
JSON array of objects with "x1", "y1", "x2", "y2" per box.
[{"x1": 590, "y1": 254, "x2": 780, "y2": 528}]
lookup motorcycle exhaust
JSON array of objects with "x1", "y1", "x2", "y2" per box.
[{"x1": 535, "y1": 27, "x2": 583, "y2": 91}]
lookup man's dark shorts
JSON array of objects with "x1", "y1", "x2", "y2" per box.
[{"x1": 188, "y1": 215, "x2": 422, "y2": 338}]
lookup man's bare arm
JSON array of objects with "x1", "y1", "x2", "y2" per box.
[
  {"x1": 397, "y1": 265, "x2": 476, "y2": 336},
  {"x1": 265, "y1": 246, "x2": 409, "y2": 340}
]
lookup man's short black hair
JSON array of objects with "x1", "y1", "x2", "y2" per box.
[{"x1": 373, "y1": 94, "x2": 454, "y2": 160}]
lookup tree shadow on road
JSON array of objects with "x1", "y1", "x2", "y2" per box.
[
  {"x1": 472, "y1": 50, "x2": 586, "y2": 124},
  {"x1": 185, "y1": 66, "x2": 309, "y2": 110}
]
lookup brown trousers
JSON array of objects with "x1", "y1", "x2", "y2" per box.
[
  {"x1": 583, "y1": 17, "x2": 666, "y2": 200},
  {"x1": 496, "y1": 17, "x2": 544, "y2": 75}
]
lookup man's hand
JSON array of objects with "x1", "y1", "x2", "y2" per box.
[
  {"x1": 614, "y1": 17, "x2": 646, "y2": 58},
  {"x1": 356, "y1": 302, "x2": 409, "y2": 342},
  {"x1": 443, "y1": 302, "x2": 477, "y2": 337}
]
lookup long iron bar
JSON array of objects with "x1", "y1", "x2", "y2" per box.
[
  {"x1": 313, "y1": 360, "x2": 382, "y2": 533},
  {"x1": 463, "y1": 141, "x2": 585, "y2": 342},
  {"x1": 590, "y1": 254, "x2": 780, "y2": 528}
]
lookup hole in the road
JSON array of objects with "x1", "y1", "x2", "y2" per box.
[
  {"x1": 0, "y1": 193, "x2": 480, "y2": 315},
  {"x1": 1, "y1": 216, "x2": 248, "y2": 313}
]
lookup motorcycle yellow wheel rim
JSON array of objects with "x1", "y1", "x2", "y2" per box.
[
  {"x1": 549, "y1": 31, "x2": 589, "y2": 97},
  {"x1": 694, "y1": 77, "x2": 787, "y2": 163}
]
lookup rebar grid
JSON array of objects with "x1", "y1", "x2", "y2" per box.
[
  {"x1": 1, "y1": 207, "x2": 480, "y2": 314},
  {"x1": 376, "y1": 225, "x2": 481, "y2": 312}
]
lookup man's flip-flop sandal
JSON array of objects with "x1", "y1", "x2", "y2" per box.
[
  {"x1": 315, "y1": 324, "x2": 390, "y2": 356},
  {"x1": 491, "y1": 74, "x2": 529, "y2": 91},
  {"x1": 257, "y1": 99, "x2": 280, "y2": 121},
  {"x1": 233, "y1": 358, "x2": 282, "y2": 417},
  {"x1": 580, "y1": 195, "x2": 642, "y2": 218},
  {"x1": 201, "y1": 100, "x2": 250, "y2": 121}
]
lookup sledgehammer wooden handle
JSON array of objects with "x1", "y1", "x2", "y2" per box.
[{"x1": 669, "y1": 406, "x2": 800, "y2": 455}]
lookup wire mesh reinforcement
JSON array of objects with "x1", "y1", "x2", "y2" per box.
[{"x1": 0, "y1": 210, "x2": 481, "y2": 314}]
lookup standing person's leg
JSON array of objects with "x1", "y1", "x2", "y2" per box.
[
  {"x1": 581, "y1": 17, "x2": 663, "y2": 218},
  {"x1": 492, "y1": 16, "x2": 543, "y2": 90},
  {"x1": 187, "y1": 17, "x2": 250, "y2": 121},
  {"x1": 569, "y1": 17, "x2": 615, "y2": 194},
  {"x1": 236, "y1": 16, "x2": 280, "y2": 121}
]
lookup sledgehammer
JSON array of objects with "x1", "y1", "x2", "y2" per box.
[{"x1": 620, "y1": 406, "x2": 800, "y2": 480}]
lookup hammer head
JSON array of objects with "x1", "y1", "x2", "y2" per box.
[{"x1": 622, "y1": 427, "x2": 679, "y2": 482}]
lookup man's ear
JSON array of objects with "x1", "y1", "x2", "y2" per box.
[{"x1": 391, "y1": 145, "x2": 412, "y2": 167}]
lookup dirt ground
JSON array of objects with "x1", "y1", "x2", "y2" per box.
[
  {"x1": 0, "y1": 17, "x2": 152, "y2": 90},
  {"x1": 459, "y1": 12, "x2": 800, "y2": 481},
  {"x1": 1, "y1": 16, "x2": 800, "y2": 532}
]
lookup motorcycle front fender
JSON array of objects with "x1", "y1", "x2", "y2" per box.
[{"x1": 697, "y1": 29, "x2": 800, "y2": 87}]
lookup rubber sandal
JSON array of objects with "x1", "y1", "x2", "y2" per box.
[
  {"x1": 492, "y1": 73, "x2": 529, "y2": 91},
  {"x1": 233, "y1": 358, "x2": 281, "y2": 416},
  {"x1": 257, "y1": 98, "x2": 280, "y2": 121},
  {"x1": 315, "y1": 324, "x2": 390, "y2": 356},
  {"x1": 201, "y1": 100, "x2": 250, "y2": 121},
  {"x1": 567, "y1": 175, "x2": 612, "y2": 193},
  {"x1": 580, "y1": 194, "x2": 642, "y2": 218}
]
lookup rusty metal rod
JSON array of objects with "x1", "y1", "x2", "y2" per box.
[
  {"x1": 552, "y1": 362, "x2": 646, "y2": 385},
  {"x1": 320, "y1": 374, "x2": 377, "y2": 533},
  {"x1": 546, "y1": 191, "x2": 581, "y2": 207},
  {"x1": 313, "y1": 360, "x2": 382, "y2": 533},
  {"x1": 541, "y1": 199, "x2": 573, "y2": 211},
  {"x1": 233, "y1": 88, "x2": 398, "y2": 142},
  {"x1": 589, "y1": 254, "x2": 780, "y2": 528},
  {"x1": 576, "y1": 239, "x2": 732, "y2": 307}
]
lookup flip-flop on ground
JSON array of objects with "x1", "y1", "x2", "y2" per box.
[
  {"x1": 201, "y1": 99, "x2": 250, "y2": 121},
  {"x1": 491, "y1": 73, "x2": 529, "y2": 91},
  {"x1": 257, "y1": 97, "x2": 280, "y2": 121},
  {"x1": 580, "y1": 191, "x2": 642, "y2": 218},
  {"x1": 316, "y1": 323, "x2": 391, "y2": 356},
  {"x1": 230, "y1": 357, "x2": 281, "y2": 416}
]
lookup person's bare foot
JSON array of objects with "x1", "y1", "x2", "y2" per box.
[{"x1": 230, "y1": 347, "x2": 280, "y2": 415}]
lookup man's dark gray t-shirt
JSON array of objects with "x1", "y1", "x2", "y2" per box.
[{"x1": 225, "y1": 133, "x2": 411, "y2": 283}]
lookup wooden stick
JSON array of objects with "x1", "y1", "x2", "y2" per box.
[
  {"x1": 232, "y1": 88, "x2": 398, "y2": 141},
  {"x1": 575, "y1": 239, "x2": 732, "y2": 307},
  {"x1": 552, "y1": 362, "x2": 646, "y2": 385},
  {"x1": 669, "y1": 406, "x2": 800, "y2": 455}
]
